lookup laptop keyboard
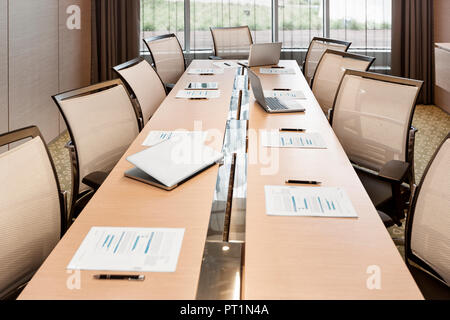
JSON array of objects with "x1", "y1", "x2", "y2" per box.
[{"x1": 266, "y1": 97, "x2": 289, "y2": 110}]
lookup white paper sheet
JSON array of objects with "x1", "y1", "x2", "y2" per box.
[
  {"x1": 176, "y1": 90, "x2": 221, "y2": 99},
  {"x1": 213, "y1": 61, "x2": 239, "y2": 69},
  {"x1": 264, "y1": 90, "x2": 306, "y2": 99},
  {"x1": 261, "y1": 131, "x2": 327, "y2": 149},
  {"x1": 67, "y1": 227, "x2": 185, "y2": 272},
  {"x1": 260, "y1": 68, "x2": 296, "y2": 75},
  {"x1": 187, "y1": 68, "x2": 224, "y2": 75},
  {"x1": 142, "y1": 131, "x2": 207, "y2": 147},
  {"x1": 265, "y1": 186, "x2": 358, "y2": 218},
  {"x1": 185, "y1": 82, "x2": 219, "y2": 90}
]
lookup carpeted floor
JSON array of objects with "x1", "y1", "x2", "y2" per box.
[{"x1": 48, "y1": 105, "x2": 450, "y2": 258}]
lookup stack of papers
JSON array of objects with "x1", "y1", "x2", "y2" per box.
[
  {"x1": 188, "y1": 68, "x2": 224, "y2": 75},
  {"x1": 260, "y1": 68, "x2": 296, "y2": 75},
  {"x1": 142, "y1": 131, "x2": 207, "y2": 147},
  {"x1": 176, "y1": 90, "x2": 221, "y2": 99},
  {"x1": 264, "y1": 90, "x2": 306, "y2": 99},
  {"x1": 213, "y1": 61, "x2": 239, "y2": 69},
  {"x1": 265, "y1": 186, "x2": 358, "y2": 218},
  {"x1": 67, "y1": 227, "x2": 185, "y2": 272},
  {"x1": 261, "y1": 131, "x2": 327, "y2": 149}
]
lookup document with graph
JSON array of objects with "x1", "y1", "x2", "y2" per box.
[
  {"x1": 176, "y1": 90, "x2": 221, "y2": 99},
  {"x1": 188, "y1": 68, "x2": 224, "y2": 75},
  {"x1": 261, "y1": 131, "x2": 327, "y2": 149},
  {"x1": 67, "y1": 227, "x2": 185, "y2": 272},
  {"x1": 265, "y1": 186, "x2": 358, "y2": 218},
  {"x1": 260, "y1": 68, "x2": 296, "y2": 75}
]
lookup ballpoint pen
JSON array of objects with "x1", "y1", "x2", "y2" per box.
[
  {"x1": 279, "y1": 128, "x2": 306, "y2": 132},
  {"x1": 93, "y1": 274, "x2": 145, "y2": 281},
  {"x1": 285, "y1": 180, "x2": 321, "y2": 185},
  {"x1": 273, "y1": 88, "x2": 291, "y2": 91}
]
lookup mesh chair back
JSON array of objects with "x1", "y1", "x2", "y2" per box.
[
  {"x1": 210, "y1": 26, "x2": 253, "y2": 59},
  {"x1": 332, "y1": 70, "x2": 422, "y2": 172},
  {"x1": 408, "y1": 135, "x2": 450, "y2": 286},
  {"x1": 312, "y1": 50, "x2": 375, "y2": 116},
  {"x1": 144, "y1": 34, "x2": 185, "y2": 85},
  {"x1": 115, "y1": 59, "x2": 166, "y2": 125},
  {"x1": 0, "y1": 130, "x2": 61, "y2": 298},
  {"x1": 304, "y1": 37, "x2": 351, "y2": 85},
  {"x1": 56, "y1": 81, "x2": 139, "y2": 194}
]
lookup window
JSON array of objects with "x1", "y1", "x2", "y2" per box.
[{"x1": 140, "y1": 0, "x2": 392, "y2": 53}]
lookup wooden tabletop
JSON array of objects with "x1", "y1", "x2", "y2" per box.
[{"x1": 18, "y1": 60, "x2": 423, "y2": 300}]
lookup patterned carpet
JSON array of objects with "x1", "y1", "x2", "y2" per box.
[{"x1": 48, "y1": 105, "x2": 450, "y2": 258}]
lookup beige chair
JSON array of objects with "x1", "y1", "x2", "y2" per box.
[
  {"x1": 312, "y1": 49, "x2": 375, "y2": 118},
  {"x1": 53, "y1": 80, "x2": 140, "y2": 222},
  {"x1": 143, "y1": 34, "x2": 186, "y2": 89},
  {"x1": 113, "y1": 57, "x2": 167, "y2": 129},
  {"x1": 331, "y1": 70, "x2": 423, "y2": 225},
  {"x1": 404, "y1": 133, "x2": 450, "y2": 300},
  {"x1": 0, "y1": 126, "x2": 66, "y2": 299},
  {"x1": 210, "y1": 26, "x2": 253, "y2": 60},
  {"x1": 303, "y1": 37, "x2": 351, "y2": 86}
]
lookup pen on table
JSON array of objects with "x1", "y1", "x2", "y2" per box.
[
  {"x1": 224, "y1": 62, "x2": 231, "y2": 67},
  {"x1": 271, "y1": 66, "x2": 285, "y2": 69},
  {"x1": 273, "y1": 88, "x2": 291, "y2": 91},
  {"x1": 286, "y1": 180, "x2": 321, "y2": 185},
  {"x1": 189, "y1": 97, "x2": 208, "y2": 100},
  {"x1": 279, "y1": 128, "x2": 306, "y2": 132},
  {"x1": 93, "y1": 274, "x2": 145, "y2": 281}
]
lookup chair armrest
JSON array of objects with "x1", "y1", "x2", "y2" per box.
[
  {"x1": 208, "y1": 55, "x2": 223, "y2": 60},
  {"x1": 82, "y1": 171, "x2": 108, "y2": 191},
  {"x1": 378, "y1": 160, "x2": 411, "y2": 184}
]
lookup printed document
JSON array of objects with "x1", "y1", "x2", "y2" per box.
[
  {"x1": 265, "y1": 186, "x2": 358, "y2": 218},
  {"x1": 260, "y1": 68, "x2": 296, "y2": 75},
  {"x1": 67, "y1": 227, "x2": 185, "y2": 272},
  {"x1": 264, "y1": 90, "x2": 306, "y2": 99},
  {"x1": 176, "y1": 90, "x2": 221, "y2": 99},
  {"x1": 261, "y1": 131, "x2": 327, "y2": 149},
  {"x1": 142, "y1": 131, "x2": 207, "y2": 147},
  {"x1": 188, "y1": 68, "x2": 224, "y2": 75}
]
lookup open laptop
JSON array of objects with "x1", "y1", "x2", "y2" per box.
[
  {"x1": 248, "y1": 69, "x2": 306, "y2": 113},
  {"x1": 239, "y1": 42, "x2": 282, "y2": 67}
]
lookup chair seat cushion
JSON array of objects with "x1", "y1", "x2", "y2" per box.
[{"x1": 356, "y1": 168, "x2": 392, "y2": 207}]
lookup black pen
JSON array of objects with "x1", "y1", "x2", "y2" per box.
[
  {"x1": 189, "y1": 98, "x2": 208, "y2": 100},
  {"x1": 279, "y1": 128, "x2": 306, "y2": 132},
  {"x1": 271, "y1": 66, "x2": 285, "y2": 69},
  {"x1": 224, "y1": 62, "x2": 231, "y2": 67},
  {"x1": 273, "y1": 88, "x2": 291, "y2": 91},
  {"x1": 199, "y1": 73, "x2": 213, "y2": 76},
  {"x1": 286, "y1": 180, "x2": 321, "y2": 185},
  {"x1": 93, "y1": 274, "x2": 145, "y2": 281}
]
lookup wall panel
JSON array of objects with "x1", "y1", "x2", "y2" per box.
[
  {"x1": 8, "y1": 0, "x2": 60, "y2": 144},
  {"x1": 58, "y1": 0, "x2": 91, "y2": 133},
  {"x1": 0, "y1": 0, "x2": 8, "y2": 154}
]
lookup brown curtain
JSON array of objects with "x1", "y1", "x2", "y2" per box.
[
  {"x1": 91, "y1": 0, "x2": 141, "y2": 83},
  {"x1": 391, "y1": 0, "x2": 434, "y2": 104}
]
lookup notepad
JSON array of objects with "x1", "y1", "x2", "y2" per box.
[
  {"x1": 261, "y1": 131, "x2": 327, "y2": 149},
  {"x1": 67, "y1": 227, "x2": 185, "y2": 272},
  {"x1": 142, "y1": 130, "x2": 207, "y2": 147},
  {"x1": 213, "y1": 61, "x2": 239, "y2": 69},
  {"x1": 264, "y1": 90, "x2": 306, "y2": 99},
  {"x1": 126, "y1": 135, "x2": 223, "y2": 190},
  {"x1": 265, "y1": 186, "x2": 358, "y2": 218},
  {"x1": 260, "y1": 68, "x2": 296, "y2": 75},
  {"x1": 188, "y1": 68, "x2": 224, "y2": 75},
  {"x1": 176, "y1": 90, "x2": 221, "y2": 99}
]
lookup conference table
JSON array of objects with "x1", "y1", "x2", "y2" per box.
[{"x1": 19, "y1": 60, "x2": 423, "y2": 300}]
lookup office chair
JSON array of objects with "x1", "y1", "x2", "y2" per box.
[
  {"x1": 113, "y1": 57, "x2": 167, "y2": 130},
  {"x1": 143, "y1": 34, "x2": 186, "y2": 92},
  {"x1": 0, "y1": 126, "x2": 66, "y2": 300},
  {"x1": 331, "y1": 70, "x2": 423, "y2": 226},
  {"x1": 311, "y1": 49, "x2": 375, "y2": 118},
  {"x1": 402, "y1": 133, "x2": 450, "y2": 299},
  {"x1": 209, "y1": 26, "x2": 253, "y2": 60},
  {"x1": 53, "y1": 80, "x2": 140, "y2": 223},
  {"x1": 303, "y1": 37, "x2": 351, "y2": 86}
]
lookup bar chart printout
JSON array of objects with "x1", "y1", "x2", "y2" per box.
[
  {"x1": 261, "y1": 131, "x2": 327, "y2": 149},
  {"x1": 265, "y1": 186, "x2": 359, "y2": 218},
  {"x1": 67, "y1": 227, "x2": 185, "y2": 272}
]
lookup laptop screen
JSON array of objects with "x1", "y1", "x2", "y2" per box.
[{"x1": 248, "y1": 70, "x2": 267, "y2": 108}]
